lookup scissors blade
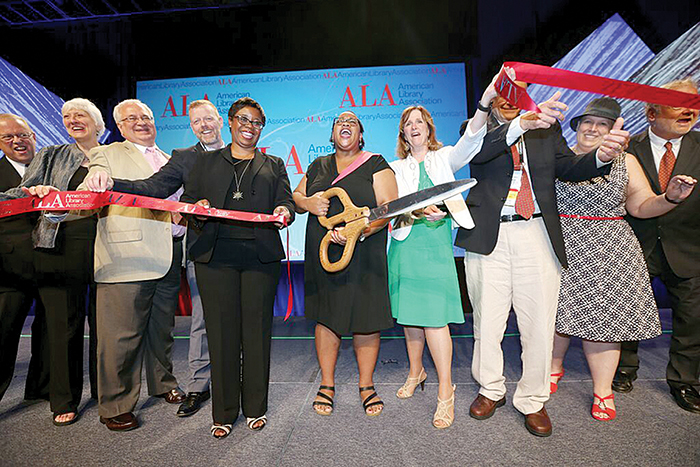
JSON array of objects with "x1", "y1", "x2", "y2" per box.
[{"x1": 367, "y1": 178, "x2": 477, "y2": 222}]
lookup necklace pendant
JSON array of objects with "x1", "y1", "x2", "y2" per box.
[{"x1": 232, "y1": 191, "x2": 244, "y2": 201}]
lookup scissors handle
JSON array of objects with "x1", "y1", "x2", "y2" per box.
[{"x1": 317, "y1": 187, "x2": 370, "y2": 273}]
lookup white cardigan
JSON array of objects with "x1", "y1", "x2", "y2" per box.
[{"x1": 389, "y1": 123, "x2": 486, "y2": 240}]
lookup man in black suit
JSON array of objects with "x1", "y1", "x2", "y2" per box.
[
  {"x1": 613, "y1": 79, "x2": 700, "y2": 414},
  {"x1": 0, "y1": 113, "x2": 49, "y2": 403},
  {"x1": 455, "y1": 92, "x2": 629, "y2": 437},
  {"x1": 84, "y1": 99, "x2": 225, "y2": 417}
]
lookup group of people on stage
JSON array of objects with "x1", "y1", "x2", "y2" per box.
[{"x1": 0, "y1": 70, "x2": 698, "y2": 439}]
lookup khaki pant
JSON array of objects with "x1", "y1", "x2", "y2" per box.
[{"x1": 466, "y1": 217, "x2": 561, "y2": 415}]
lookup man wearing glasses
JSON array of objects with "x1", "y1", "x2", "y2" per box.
[
  {"x1": 84, "y1": 99, "x2": 226, "y2": 418},
  {"x1": 78, "y1": 99, "x2": 185, "y2": 431},
  {"x1": 615, "y1": 79, "x2": 700, "y2": 414},
  {"x1": 0, "y1": 114, "x2": 49, "y2": 404}
]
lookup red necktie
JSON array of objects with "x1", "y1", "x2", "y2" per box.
[
  {"x1": 511, "y1": 144, "x2": 535, "y2": 219},
  {"x1": 658, "y1": 142, "x2": 675, "y2": 192}
]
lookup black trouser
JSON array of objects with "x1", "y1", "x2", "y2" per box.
[
  {"x1": 195, "y1": 240, "x2": 280, "y2": 425},
  {"x1": 619, "y1": 243, "x2": 700, "y2": 389}
]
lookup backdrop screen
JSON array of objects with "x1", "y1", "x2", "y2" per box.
[{"x1": 137, "y1": 63, "x2": 469, "y2": 260}]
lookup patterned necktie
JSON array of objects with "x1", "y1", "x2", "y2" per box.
[
  {"x1": 658, "y1": 142, "x2": 675, "y2": 192},
  {"x1": 511, "y1": 144, "x2": 535, "y2": 219}
]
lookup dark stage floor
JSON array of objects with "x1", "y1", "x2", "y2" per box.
[{"x1": 1, "y1": 310, "x2": 698, "y2": 467}]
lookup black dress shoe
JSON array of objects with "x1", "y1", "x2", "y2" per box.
[
  {"x1": 612, "y1": 370, "x2": 637, "y2": 393},
  {"x1": 176, "y1": 391, "x2": 211, "y2": 417},
  {"x1": 156, "y1": 387, "x2": 186, "y2": 404},
  {"x1": 670, "y1": 385, "x2": 700, "y2": 414},
  {"x1": 100, "y1": 412, "x2": 139, "y2": 431}
]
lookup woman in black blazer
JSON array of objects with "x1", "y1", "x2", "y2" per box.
[{"x1": 181, "y1": 97, "x2": 294, "y2": 439}]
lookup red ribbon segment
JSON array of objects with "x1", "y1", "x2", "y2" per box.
[
  {"x1": 0, "y1": 190, "x2": 296, "y2": 320},
  {"x1": 496, "y1": 62, "x2": 700, "y2": 111}
]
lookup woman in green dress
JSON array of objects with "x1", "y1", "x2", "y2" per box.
[{"x1": 388, "y1": 80, "x2": 497, "y2": 428}]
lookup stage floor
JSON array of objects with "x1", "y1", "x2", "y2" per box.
[{"x1": 1, "y1": 310, "x2": 698, "y2": 466}]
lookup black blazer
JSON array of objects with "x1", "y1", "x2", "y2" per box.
[
  {"x1": 625, "y1": 130, "x2": 700, "y2": 278},
  {"x1": 0, "y1": 156, "x2": 36, "y2": 288},
  {"x1": 113, "y1": 142, "x2": 205, "y2": 198},
  {"x1": 181, "y1": 146, "x2": 295, "y2": 264},
  {"x1": 455, "y1": 122, "x2": 610, "y2": 268}
]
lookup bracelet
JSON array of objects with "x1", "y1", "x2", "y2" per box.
[
  {"x1": 477, "y1": 101, "x2": 491, "y2": 113},
  {"x1": 664, "y1": 193, "x2": 682, "y2": 205}
]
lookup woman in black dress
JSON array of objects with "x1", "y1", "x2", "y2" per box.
[
  {"x1": 293, "y1": 111, "x2": 398, "y2": 416},
  {"x1": 181, "y1": 97, "x2": 294, "y2": 439}
]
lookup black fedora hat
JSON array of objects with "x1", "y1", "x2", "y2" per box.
[{"x1": 569, "y1": 97, "x2": 621, "y2": 131}]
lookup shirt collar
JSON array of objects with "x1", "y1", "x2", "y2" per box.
[
  {"x1": 648, "y1": 127, "x2": 683, "y2": 148},
  {"x1": 5, "y1": 156, "x2": 28, "y2": 177}
]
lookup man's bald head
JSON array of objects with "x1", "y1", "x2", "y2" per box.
[{"x1": 0, "y1": 113, "x2": 36, "y2": 165}]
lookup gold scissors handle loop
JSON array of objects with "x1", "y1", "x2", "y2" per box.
[{"x1": 317, "y1": 187, "x2": 370, "y2": 273}]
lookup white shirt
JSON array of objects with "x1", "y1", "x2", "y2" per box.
[
  {"x1": 501, "y1": 116, "x2": 542, "y2": 216},
  {"x1": 648, "y1": 128, "x2": 683, "y2": 173},
  {"x1": 6, "y1": 157, "x2": 28, "y2": 178}
]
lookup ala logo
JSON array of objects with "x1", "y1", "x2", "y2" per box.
[
  {"x1": 36, "y1": 194, "x2": 66, "y2": 209},
  {"x1": 161, "y1": 94, "x2": 211, "y2": 117},
  {"x1": 340, "y1": 84, "x2": 396, "y2": 108}
]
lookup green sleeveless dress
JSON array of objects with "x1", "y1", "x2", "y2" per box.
[{"x1": 388, "y1": 162, "x2": 465, "y2": 327}]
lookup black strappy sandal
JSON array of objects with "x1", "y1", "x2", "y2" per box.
[
  {"x1": 359, "y1": 385, "x2": 384, "y2": 416},
  {"x1": 312, "y1": 385, "x2": 335, "y2": 415}
]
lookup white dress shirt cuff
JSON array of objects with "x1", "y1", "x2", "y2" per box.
[{"x1": 506, "y1": 116, "x2": 527, "y2": 146}]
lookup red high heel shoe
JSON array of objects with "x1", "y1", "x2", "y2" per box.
[
  {"x1": 591, "y1": 393, "x2": 616, "y2": 421},
  {"x1": 550, "y1": 369, "x2": 565, "y2": 394}
]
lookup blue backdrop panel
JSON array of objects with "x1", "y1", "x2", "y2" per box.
[{"x1": 137, "y1": 63, "x2": 469, "y2": 262}]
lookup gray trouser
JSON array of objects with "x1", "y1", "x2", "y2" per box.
[{"x1": 186, "y1": 260, "x2": 211, "y2": 393}]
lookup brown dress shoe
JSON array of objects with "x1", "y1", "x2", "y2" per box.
[
  {"x1": 156, "y1": 388, "x2": 186, "y2": 404},
  {"x1": 100, "y1": 412, "x2": 139, "y2": 431},
  {"x1": 525, "y1": 407, "x2": 552, "y2": 437},
  {"x1": 469, "y1": 394, "x2": 506, "y2": 420}
]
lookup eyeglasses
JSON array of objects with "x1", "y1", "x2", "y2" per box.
[
  {"x1": 334, "y1": 117, "x2": 359, "y2": 126},
  {"x1": 0, "y1": 132, "x2": 34, "y2": 143},
  {"x1": 233, "y1": 114, "x2": 264, "y2": 130},
  {"x1": 120, "y1": 115, "x2": 154, "y2": 124}
]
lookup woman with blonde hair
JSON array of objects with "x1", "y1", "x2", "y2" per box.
[{"x1": 388, "y1": 76, "x2": 502, "y2": 428}]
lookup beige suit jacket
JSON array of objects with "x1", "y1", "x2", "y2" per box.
[{"x1": 79, "y1": 141, "x2": 173, "y2": 283}]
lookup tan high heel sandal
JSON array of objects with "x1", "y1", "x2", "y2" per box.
[
  {"x1": 396, "y1": 368, "x2": 427, "y2": 399},
  {"x1": 433, "y1": 384, "x2": 456, "y2": 429}
]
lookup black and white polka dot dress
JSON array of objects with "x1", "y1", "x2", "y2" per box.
[{"x1": 555, "y1": 156, "x2": 661, "y2": 342}]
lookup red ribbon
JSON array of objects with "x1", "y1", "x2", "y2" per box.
[
  {"x1": 496, "y1": 62, "x2": 700, "y2": 111},
  {"x1": 0, "y1": 191, "x2": 297, "y2": 320}
]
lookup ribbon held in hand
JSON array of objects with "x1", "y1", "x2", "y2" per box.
[
  {"x1": 0, "y1": 190, "x2": 286, "y2": 224},
  {"x1": 495, "y1": 62, "x2": 700, "y2": 112}
]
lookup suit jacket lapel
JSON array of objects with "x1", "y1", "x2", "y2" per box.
[
  {"x1": 248, "y1": 149, "x2": 265, "y2": 184},
  {"x1": 212, "y1": 146, "x2": 236, "y2": 207},
  {"x1": 633, "y1": 132, "x2": 661, "y2": 193},
  {"x1": 673, "y1": 132, "x2": 699, "y2": 180},
  {"x1": 123, "y1": 141, "x2": 156, "y2": 176}
]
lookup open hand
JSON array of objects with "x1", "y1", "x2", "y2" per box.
[
  {"x1": 520, "y1": 91, "x2": 568, "y2": 130},
  {"x1": 665, "y1": 175, "x2": 697, "y2": 203}
]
